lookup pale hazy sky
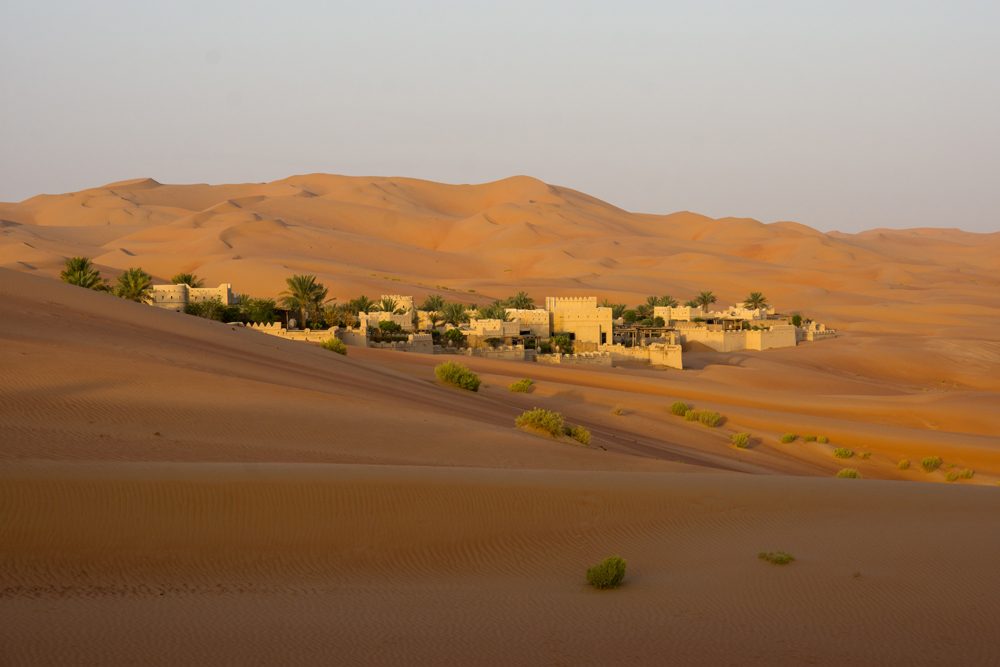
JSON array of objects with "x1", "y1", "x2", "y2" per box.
[{"x1": 2, "y1": 1, "x2": 998, "y2": 232}]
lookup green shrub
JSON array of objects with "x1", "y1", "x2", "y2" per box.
[
  {"x1": 817, "y1": 436, "x2": 829, "y2": 444},
  {"x1": 509, "y1": 378, "x2": 534, "y2": 393},
  {"x1": 515, "y1": 408, "x2": 564, "y2": 437},
  {"x1": 442, "y1": 328, "x2": 467, "y2": 347},
  {"x1": 897, "y1": 458, "x2": 911, "y2": 470},
  {"x1": 684, "y1": 410, "x2": 698, "y2": 422},
  {"x1": 758, "y1": 551, "x2": 795, "y2": 565},
  {"x1": 378, "y1": 320, "x2": 403, "y2": 333},
  {"x1": 921, "y1": 456, "x2": 943, "y2": 473},
  {"x1": 320, "y1": 337, "x2": 347, "y2": 355},
  {"x1": 586, "y1": 556, "x2": 626, "y2": 589},
  {"x1": 697, "y1": 411, "x2": 723, "y2": 427},
  {"x1": 833, "y1": 448, "x2": 854, "y2": 459},
  {"x1": 946, "y1": 468, "x2": 975, "y2": 482},
  {"x1": 836, "y1": 468, "x2": 861, "y2": 479},
  {"x1": 780, "y1": 433, "x2": 798, "y2": 444},
  {"x1": 670, "y1": 401, "x2": 689, "y2": 416},
  {"x1": 731, "y1": 432, "x2": 751, "y2": 449},
  {"x1": 565, "y1": 425, "x2": 592, "y2": 446},
  {"x1": 803, "y1": 435, "x2": 818, "y2": 442},
  {"x1": 434, "y1": 361, "x2": 480, "y2": 392},
  {"x1": 551, "y1": 333, "x2": 574, "y2": 355}
]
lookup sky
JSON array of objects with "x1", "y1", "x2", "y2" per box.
[{"x1": 1, "y1": 1, "x2": 998, "y2": 232}]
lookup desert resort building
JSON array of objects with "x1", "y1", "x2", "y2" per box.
[
  {"x1": 151, "y1": 283, "x2": 235, "y2": 312},
  {"x1": 234, "y1": 290, "x2": 835, "y2": 372}
]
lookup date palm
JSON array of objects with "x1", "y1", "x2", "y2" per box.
[
  {"x1": 420, "y1": 294, "x2": 445, "y2": 312},
  {"x1": 599, "y1": 299, "x2": 627, "y2": 319},
  {"x1": 505, "y1": 291, "x2": 534, "y2": 309},
  {"x1": 743, "y1": 292, "x2": 768, "y2": 310},
  {"x1": 440, "y1": 302, "x2": 470, "y2": 326},
  {"x1": 171, "y1": 272, "x2": 204, "y2": 288},
  {"x1": 349, "y1": 295, "x2": 375, "y2": 314},
  {"x1": 281, "y1": 274, "x2": 329, "y2": 328},
  {"x1": 659, "y1": 295, "x2": 678, "y2": 308},
  {"x1": 694, "y1": 291, "x2": 717, "y2": 312},
  {"x1": 60, "y1": 256, "x2": 107, "y2": 291},
  {"x1": 114, "y1": 267, "x2": 154, "y2": 303},
  {"x1": 375, "y1": 296, "x2": 405, "y2": 314}
]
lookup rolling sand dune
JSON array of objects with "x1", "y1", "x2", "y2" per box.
[{"x1": 1, "y1": 176, "x2": 1000, "y2": 664}]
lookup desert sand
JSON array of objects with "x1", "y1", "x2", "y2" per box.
[{"x1": 1, "y1": 176, "x2": 999, "y2": 665}]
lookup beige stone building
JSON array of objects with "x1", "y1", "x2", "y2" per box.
[
  {"x1": 505, "y1": 308, "x2": 551, "y2": 338},
  {"x1": 151, "y1": 283, "x2": 234, "y2": 311},
  {"x1": 545, "y1": 296, "x2": 614, "y2": 345}
]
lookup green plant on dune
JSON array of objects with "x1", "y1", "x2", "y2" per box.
[
  {"x1": 564, "y1": 424, "x2": 592, "y2": 446},
  {"x1": 587, "y1": 556, "x2": 627, "y2": 589},
  {"x1": 731, "y1": 432, "x2": 752, "y2": 449},
  {"x1": 320, "y1": 337, "x2": 347, "y2": 355},
  {"x1": 758, "y1": 551, "x2": 795, "y2": 565},
  {"x1": 509, "y1": 378, "x2": 534, "y2": 393},
  {"x1": 833, "y1": 448, "x2": 854, "y2": 459},
  {"x1": 515, "y1": 408, "x2": 564, "y2": 437},
  {"x1": 780, "y1": 433, "x2": 798, "y2": 444},
  {"x1": 670, "y1": 401, "x2": 690, "y2": 416},
  {"x1": 921, "y1": 456, "x2": 943, "y2": 473},
  {"x1": 836, "y1": 468, "x2": 861, "y2": 479},
  {"x1": 897, "y1": 458, "x2": 911, "y2": 470},
  {"x1": 60, "y1": 256, "x2": 108, "y2": 291},
  {"x1": 434, "y1": 361, "x2": 480, "y2": 392}
]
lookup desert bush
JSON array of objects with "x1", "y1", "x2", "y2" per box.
[
  {"x1": 946, "y1": 468, "x2": 975, "y2": 482},
  {"x1": 434, "y1": 361, "x2": 480, "y2": 392},
  {"x1": 684, "y1": 409, "x2": 698, "y2": 422},
  {"x1": 817, "y1": 436, "x2": 829, "y2": 444},
  {"x1": 836, "y1": 468, "x2": 861, "y2": 479},
  {"x1": 670, "y1": 401, "x2": 689, "y2": 416},
  {"x1": 611, "y1": 405, "x2": 625, "y2": 416},
  {"x1": 551, "y1": 333, "x2": 574, "y2": 355},
  {"x1": 731, "y1": 432, "x2": 751, "y2": 449},
  {"x1": 320, "y1": 337, "x2": 347, "y2": 355},
  {"x1": 803, "y1": 435, "x2": 818, "y2": 442},
  {"x1": 833, "y1": 448, "x2": 854, "y2": 459},
  {"x1": 442, "y1": 328, "x2": 467, "y2": 347},
  {"x1": 780, "y1": 433, "x2": 798, "y2": 443},
  {"x1": 697, "y1": 411, "x2": 723, "y2": 427},
  {"x1": 378, "y1": 320, "x2": 403, "y2": 333},
  {"x1": 758, "y1": 551, "x2": 795, "y2": 565},
  {"x1": 515, "y1": 408, "x2": 564, "y2": 437},
  {"x1": 586, "y1": 556, "x2": 627, "y2": 589},
  {"x1": 897, "y1": 458, "x2": 911, "y2": 470},
  {"x1": 921, "y1": 456, "x2": 943, "y2": 473},
  {"x1": 860, "y1": 451, "x2": 872, "y2": 460},
  {"x1": 509, "y1": 378, "x2": 534, "y2": 393},
  {"x1": 565, "y1": 424, "x2": 592, "y2": 446}
]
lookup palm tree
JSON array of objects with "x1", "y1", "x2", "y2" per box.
[
  {"x1": 281, "y1": 274, "x2": 329, "y2": 328},
  {"x1": 60, "y1": 257, "x2": 107, "y2": 291},
  {"x1": 683, "y1": 300, "x2": 699, "y2": 308},
  {"x1": 114, "y1": 267, "x2": 153, "y2": 303},
  {"x1": 505, "y1": 291, "x2": 534, "y2": 310},
  {"x1": 743, "y1": 292, "x2": 768, "y2": 310},
  {"x1": 599, "y1": 299, "x2": 627, "y2": 319},
  {"x1": 478, "y1": 300, "x2": 511, "y2": 321},
  {"x1": 694, "y1": 291, "x2": 717, "y2": 312},
  {"x1": 420, "y1": 294, "x2": 445, "y2": 312},
  {"x1": 440, "y1": 302, "x2": 470, "y2": 326},
  {"x1": 659, "y1": 295, "x2": 678, "y2": 308},
  {"x1": 374, "y1": 296, "x2": 404, "y2": 314},
  {"x1": 634, "y1": 303, "x2": 653, "y2": 320},
  {"x1": 349, "y1": 295, "x2": 375, "y2": 314},
  {"x1": 645, "y1": 296, "x2": 660, "y2": 309},
  {"x1": 171, "y1": 272, "x2": 204, "y2": 288}
]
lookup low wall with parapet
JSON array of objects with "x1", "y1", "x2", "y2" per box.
[
  {"x1": 450, "y1": 345, "x2": 533, "y2": 361},
  {"x1": 248, "y1": 323, "x2": 339, "y2": 343},
  {"x1": 805, "y1": 329, "x2": 838, "y2": 342},
  {"x1": 679, "y1": 325, "x2": 797, "y2": 352},
  {"x1": 604, "y1": 343, "x2": 683, "y2": 370},
  {"x1": 367, "y1": 334, "x2": 434, "y2": 354},
  {"x1": 536, "y1": 351, "x2": 612, "y2": 366}
]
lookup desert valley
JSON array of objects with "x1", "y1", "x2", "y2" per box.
[{"x1": 1, "y1": 174, "x2": 999, "y2": 664}]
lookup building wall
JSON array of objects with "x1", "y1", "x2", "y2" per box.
[
  {"x1": 545, "y1": 296, "x2": 613, "y2": 345},
  {"x1": 604, "y1": 343, "x2": 683, "y2": 370},
  {"x1": 505, "y1": 308, "x2": 551, "y2": 337},
  {"x1": 151, "y1": 283, "x2": 233, "y2": 311},
  {"x1": 359, "y1": 310, "x2": 414, "y2": 332},
  {"x1": 654, "y1": 305, "x2": 694, "y2": 322}
]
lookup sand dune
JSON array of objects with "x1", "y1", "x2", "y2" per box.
[{"x1": 1, "y1": 175, "x2": 999, "y2": 664}]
